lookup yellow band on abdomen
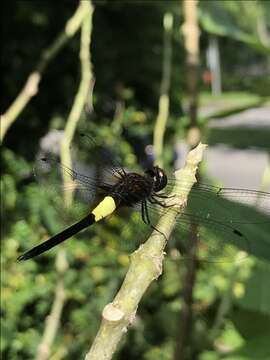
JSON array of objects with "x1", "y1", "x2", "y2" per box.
[{"x1": 91, "y1": 196, "x2": 117, "y2": 222}]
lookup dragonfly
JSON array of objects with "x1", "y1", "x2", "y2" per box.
[{"x1": 17, "y1": 133, "x2": 270, "y2": 262}]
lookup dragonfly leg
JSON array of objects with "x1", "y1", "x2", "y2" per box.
[
  {"x1": 141, "y1": 200, "x2": 147, "y2": 224},
  {"x1": 149, "y1": 196, "x2": 172, "y2": 208},
  {"x1": 216, "y1": 187, "x2": 222, "y2": 195},
  {"x1": 141, "y1": 200, "x2": 152, "y2": 225},
  {"x1": 148, "y1": 197, "x2": 160, "y2": 205},
  {"x1": 154, "y1": 193, "x2": 176, "y2": 199},
  {"x1": 143, "y1": 200, "x2": 168, "y2": 241},
  {"x1": 115, "y1": 167, "x2": 127, "y2": 178},
  {"x1": 144, "y1": 200, "x2": 151, "y2": 225}
]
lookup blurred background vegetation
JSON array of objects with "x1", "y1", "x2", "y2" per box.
[{"x1": 1, "y1": 1, "x2": 270, "y2": 359}]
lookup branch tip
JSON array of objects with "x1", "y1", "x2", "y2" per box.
[{"x1": 102, "y1": 303, "x2": 124, "y2": 322}]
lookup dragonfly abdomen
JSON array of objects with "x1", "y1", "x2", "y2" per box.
[
  {"x1": 18, "y1": 196, "x2": 118, "y2": 261},
  {"x1": 17, "y1": 214, "x2": 95, "y2": 261}
]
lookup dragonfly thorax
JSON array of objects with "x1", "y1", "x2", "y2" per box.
[
  {"x1": 105, "y1": 168, "x2": 167, "y2": 207},
  {"x1": 109, "y1": 172, "x2": 152, "y2": 206}
]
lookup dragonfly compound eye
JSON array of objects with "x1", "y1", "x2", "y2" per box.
[
  {"x1": 155, "y1": 167, "x2": 168, "y2": 192},
  {"x1": 145, "y1": 166, "x2": 167, "y2": 192}
]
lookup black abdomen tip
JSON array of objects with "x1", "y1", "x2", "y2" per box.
[{"x1": 17, "y1": 254, "x2": 30, "y2": 261}]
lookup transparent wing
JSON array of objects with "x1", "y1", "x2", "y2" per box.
[
  {"x1": 34, "y1": 131, "x2": 127, "y2": 218},
  {"x1": 33, "y1": 132, "x2": 144, "y2": 255},
  {"x1": 166, "y1": 178, "x2": 270, "y2": 224},
  {"x1": 171, "y1": 212, "x2": 250, "y2": 263},
  {"x1": 33, "y1": 154, "x2": 95, "y2": 227},
  {"x1": 152, "y1": 177, "x2": 270, "y2": 261},
  {"x1": 143, "y1": 199, "x2": 270, "y2": 263},
  {"x1": 173, "y1": 212, "x2": 270, "y2": 263}
]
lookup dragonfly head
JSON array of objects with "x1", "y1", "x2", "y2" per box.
[{"x1": 145, "y1": 166, "x2": 168, "y2": 192}]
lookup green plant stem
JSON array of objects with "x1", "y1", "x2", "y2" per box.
[
  {"x1": 34, "y1": 3, "x2": 94, "y2": 359},
  {"x1": 35, "y1": 249, "x2": 68, "y2": 360},
  {"x1": 85, "y1": 143, "x2": 207, "y2": 360},
  {"x1": 153, "y1": 12, "x2": 173, "y2": 168},
  {"x1": 60, "y1": 0, "x2": 94, "y2": 207}
]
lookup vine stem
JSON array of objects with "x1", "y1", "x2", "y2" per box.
[
  {"x1": 1, "y1": 1, "x2": 91, "y2": 142},
  {"x1": 60, "y1": 0, "x2": 94, "y2": 207},
  {"x1": 35, "y1": 2, "x2": 94, "y2": 359}
]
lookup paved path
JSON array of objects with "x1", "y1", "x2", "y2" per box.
[
  {"x1": 176, "y1": 106, "x2": 270, "y2": 191},
  {"x1": 208, "y1": 106, "x2": 270, "y2": 129},
  {"x1": 206, "y1": 106, "x2": 270, "y2": 191},
  {"x1": 205, "y1": 146, "x2": 269, "y2": 190}
]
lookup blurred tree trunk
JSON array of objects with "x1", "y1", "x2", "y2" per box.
[{"x1": 174, "y1": 1, "x2": 200, "y2": 359}]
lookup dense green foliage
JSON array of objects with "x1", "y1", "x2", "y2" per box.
[{"x1": 2, "y1": 1, "x2": 270, "y2": 359}]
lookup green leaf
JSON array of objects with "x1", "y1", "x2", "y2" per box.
[
  {"x1": 228, "y1": 334, "x2": 270, "y2": 359},
  {"x1": 232, "y1": 308, "x2": 270, "y2": 340},
  {"x1": 199, "y1": 0, "x2": 270, "y2": 54}
]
